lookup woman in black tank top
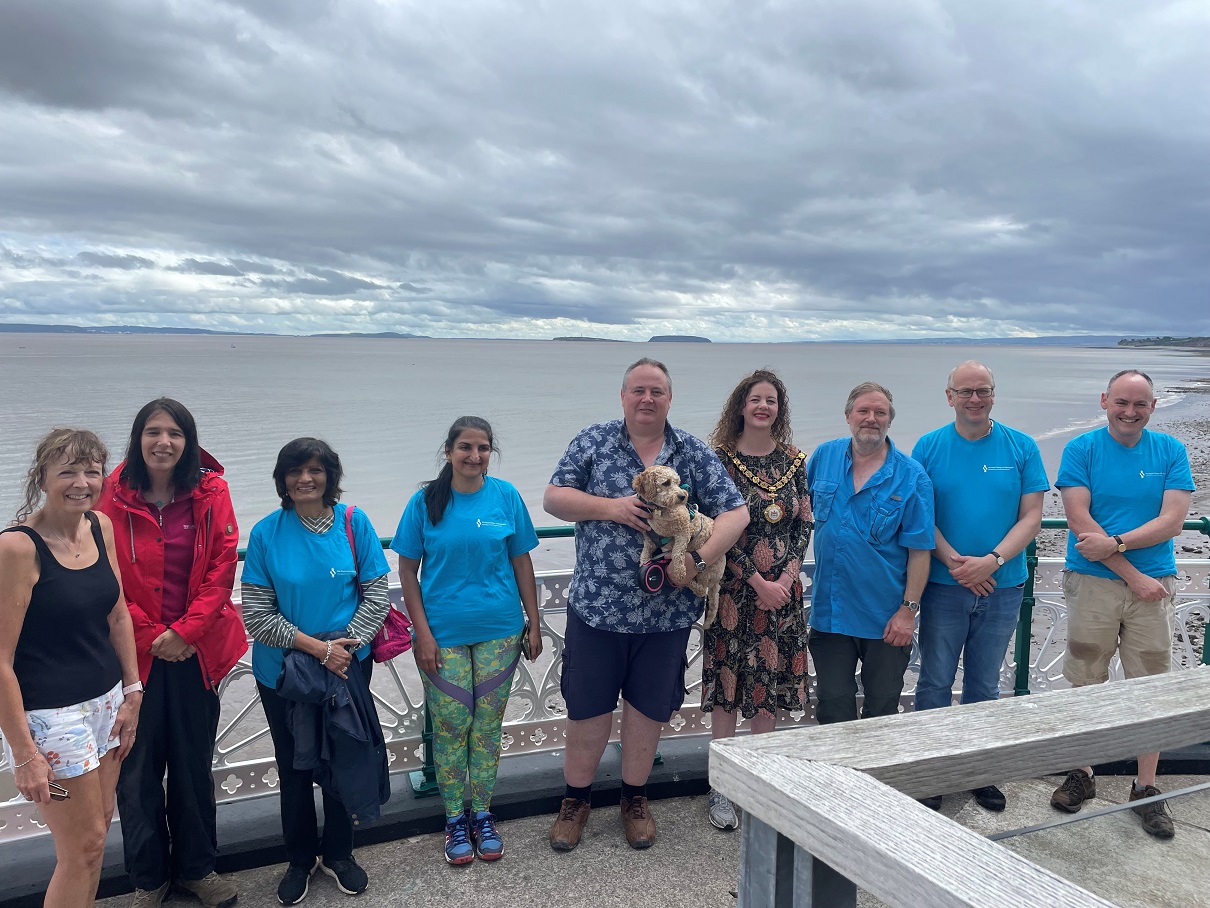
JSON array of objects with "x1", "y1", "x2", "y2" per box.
[{"x1": 0, "y1": 428, "x2": 143, "y2": 908}]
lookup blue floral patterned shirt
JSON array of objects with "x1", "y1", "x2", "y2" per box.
[{"x1": 549, "y1": 419, "x2": 745, "y2": 633}]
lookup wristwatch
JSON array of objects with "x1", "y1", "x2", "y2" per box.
[
  {"x1": 901, "y1": 599, "x2": 920, "y2": 613},
  {"x1": 1113, "y1": 535, "x2": 1127, "y2": 553},
  {"x1": 690, "y1": 550, "x2": 708, "y2": 573},
  {"x1": 990, "y1": 550, "x2": 1005, "y2": 566}
]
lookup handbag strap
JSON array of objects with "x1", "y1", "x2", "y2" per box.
[{"x1": 343, "y1": 505, "x2": 365, "y2": 602}]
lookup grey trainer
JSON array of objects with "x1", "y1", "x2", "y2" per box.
[
  {"x1": 707, "y1": 789, "x2": 739, "y2": 830},
  {"x1": 177, "y1": 872, "x2": 238, "y2": 908},
  {"x1": 131, "y1": 882, "x2": 170, "y2": 908}
]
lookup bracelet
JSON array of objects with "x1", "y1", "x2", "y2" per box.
[
  {"x1": 320, "y1": 641, "x2": 333, "y2": 666},
  {"x1": 12, "y1": 754, "x2": 38, "y2": 770}
]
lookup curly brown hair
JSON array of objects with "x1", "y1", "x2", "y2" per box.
[
  {"x1": 708, "y1": 369, "x2": 792, "y2": 451},
  {"x1": 15, "y1": 427, "x2": 109, "y2": 524}
]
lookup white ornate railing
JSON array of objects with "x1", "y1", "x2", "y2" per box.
[{"x1": 2, "y1": 558, "x2": 1208, "y2": 842}]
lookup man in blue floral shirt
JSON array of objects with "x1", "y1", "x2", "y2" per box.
[{"x1": 544, "y1": 358, "x2": 747, "y2": 853}]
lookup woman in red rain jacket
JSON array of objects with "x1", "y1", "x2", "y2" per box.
[{"x1": 98, "y1": 398, "x2": 246, "y2": 908}]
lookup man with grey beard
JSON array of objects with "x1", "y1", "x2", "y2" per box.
[{"x1": 805, "y1": 381, "x2": 934, "y2": 726}]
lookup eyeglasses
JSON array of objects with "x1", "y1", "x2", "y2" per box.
[{"x1": 948, "y1": 387, "x2": 995, "y2": 399}]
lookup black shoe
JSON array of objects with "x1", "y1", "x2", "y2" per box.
[
  {"x1": 320, "y1": 857, "x2": 369, "y2": 895},
  {"x1": 918, "y1": 795, "x2": 943, "y2": 811},
  {"x1": 277, "y1": 859, "x2": 318, "y2": 906},
  {"x1": 972, "y1": 785, "x2": 1007, "y2": 811}
]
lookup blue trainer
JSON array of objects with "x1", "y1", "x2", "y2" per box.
[
  {"x1": 471, "y1": 810, "x2": 504, "y2": 861},
  {"x1": 444, "y1": 814, "x2": 474, "y2": 865}
]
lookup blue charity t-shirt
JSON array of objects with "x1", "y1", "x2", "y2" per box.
[
  {"x1": 912, "y1": 421, "x2": 1050, "y2": 587},
  {"x1": 806, "y1": 436, "x2": 935, "y2": 639},
  {"x1": 1057, "y1": 427, "x2": 1194, "y2": 579},
  {"x1": 389, "y1": 476, "x2": 538, "y2": 649},
  {"x1": 243, "y1": 503, "x2": 390, "y2": 687}
]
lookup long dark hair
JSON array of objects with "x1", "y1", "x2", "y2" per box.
[
  {"x1": 120, "y1": 397, "x2": 202, "y2": 493},
  {"x1": 272, "y1": 437, "x2": 344, "y2": 510},
  {"x1": 709, "y1": 369, "x2": 793, "y2": 451},
  {"x1": 423, "y1": 416, "x2": 496, "y2": 526}
]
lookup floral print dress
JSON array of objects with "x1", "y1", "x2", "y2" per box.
[{"x1": 701, "y1": 444, "x2": 814, "y2": 719}]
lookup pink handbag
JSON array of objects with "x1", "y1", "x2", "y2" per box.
[{"x1": 344, "y1": 505, "x2": 413, "y2": 662}]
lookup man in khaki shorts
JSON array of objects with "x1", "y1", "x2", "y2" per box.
[{"x1": 1049, "y1": 369, "x2": 1194, "y2": 837}]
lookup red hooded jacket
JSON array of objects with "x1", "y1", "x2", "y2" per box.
[{"x1": 99, "y1": 449, "x2": 248, "y2": 689}]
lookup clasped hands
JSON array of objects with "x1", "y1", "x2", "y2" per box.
[
  {"x1": 150, "y1": 628, "x2": 195, "y2": 661},
  {"x1": 947, "y1": 552, "x2": 999, "y2": 597}
]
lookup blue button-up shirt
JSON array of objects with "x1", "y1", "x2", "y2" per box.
[
  {"x1": 549, "y1": 419, "x2": 745, "y2": 633},
  {"x1": 807, "y1": 436, "x2": 935, "y2": 639}
]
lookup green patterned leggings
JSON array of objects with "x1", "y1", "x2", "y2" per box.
[{"x1": 422, "y1": 633, "x2": 522, "y2": 817}]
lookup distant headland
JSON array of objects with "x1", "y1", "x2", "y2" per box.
[{"x1": 1118, "y1": 337, "x2": 1210, "y2": 348}]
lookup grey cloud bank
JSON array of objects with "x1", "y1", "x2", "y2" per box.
[{"x1": 0, "y1": 0, "x2": 1206, "y2": 341}]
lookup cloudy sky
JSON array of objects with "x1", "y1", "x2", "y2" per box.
[{"x1": 1, "y1": 0, "x2": 1207, "y2": 341}]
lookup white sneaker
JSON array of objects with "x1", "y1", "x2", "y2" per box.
[{"x1": 708, "y1": 789, "x2": 739, "y2": 830}]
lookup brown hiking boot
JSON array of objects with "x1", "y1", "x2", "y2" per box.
[
  {"x1": 176, "y1": 872, "x2": 238, "y2": 908},
  {"x1": 549, "y1": 797, "x2": 591, "y2": 852},
  {"x1": 1129, "y1": 784, "x2": 1176, "y2": 839},
  {"x1": 1050, "y1": 769, "x2": 1096, "y2": 813},
  {"x1": 621, "y1": 795, "x2": 656, "y2": 849}
]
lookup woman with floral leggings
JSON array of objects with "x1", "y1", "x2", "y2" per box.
[{"x1": 391, "y1": 416, "x2": 543, "y2": 864}]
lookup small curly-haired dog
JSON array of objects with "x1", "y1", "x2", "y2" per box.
[{"x1": 632, "y1": 464, "x2": 725, "y2": 628}]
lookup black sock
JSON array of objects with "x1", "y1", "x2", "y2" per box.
[
  {"x1": 565, "y1": 784, "x2": 592, "y2": 802},
  {"x1": 621, "y1": 781, "x2": 647, "y2": 801}
]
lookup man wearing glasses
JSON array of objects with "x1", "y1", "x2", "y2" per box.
[
  {"x1": 911, "y1": 361, "x2": 1048, "y2": 812},
  {"x1": 1048, "y1": 369, "x2": 1192, "y2": 838}
]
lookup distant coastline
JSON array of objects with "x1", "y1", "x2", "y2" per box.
[{"x1": 0, "y1": 322, "x2": 1169, "y2": 346}]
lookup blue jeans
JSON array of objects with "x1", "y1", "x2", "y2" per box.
[{"x1": 915, "y1": 581, "x2": 1024, "y2": 711}]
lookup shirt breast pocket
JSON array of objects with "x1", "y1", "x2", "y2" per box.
[
  {"x1": 869, "y1": 498, "x2": 904, "y2": 545},
  {"x1": 811, "y1": 480, "x2": 838, "y2": 523}
]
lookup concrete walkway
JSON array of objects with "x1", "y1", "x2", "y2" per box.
[
  {"x1": 96, "y1": 794, "x2": 743, "y2": 908},
  {"x1": 82, "y1": 774, "x2": 1210, "y2": 908}
]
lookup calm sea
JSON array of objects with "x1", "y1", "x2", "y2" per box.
[{"x1": 1, "y1": 334, "x2": 1204, "y2": 570}]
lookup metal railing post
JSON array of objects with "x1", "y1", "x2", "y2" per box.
[
  {"x1": 1013, "y1": 540, "x2": 1038, "y2": 697},
  {"x1": 408, "y1": 698, "x2": 440, "y2": 797}
]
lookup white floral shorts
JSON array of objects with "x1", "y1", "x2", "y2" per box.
[{"x1": 2, "y1": 681, "x2": 125, "y2": 780}]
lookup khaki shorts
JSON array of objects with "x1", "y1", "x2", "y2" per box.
[{"x1": 1062, "y1": 571, "x2": 1175, "y2": 686}]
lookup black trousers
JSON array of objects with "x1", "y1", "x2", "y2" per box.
[
  {"x1": 258, "y1": 656, "x2": 373, "y2": 869},
  {"x1": 117, "y1": 657, "x2": 221, "y2": 889},
  {"x1": 808, "y1": 630, "x2": 912, "y2": 725}
]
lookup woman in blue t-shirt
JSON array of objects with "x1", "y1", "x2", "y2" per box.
[
  {"x1": 241, "y1": 438, "x2": 390, "y2": 905},
  {"x1": 391, "y1": 416, "x2": 541, "y2": 866}
]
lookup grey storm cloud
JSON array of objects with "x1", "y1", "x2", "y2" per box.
[
  {"x1": 0, "y1": 0, "x2": 1207, "y2": 340},
  {"x1": 76, "y1": 252, "x2": 155, "y2": 270},
  {"x1": 172, "y1": 259, "x2": 246, "y2": 277}
]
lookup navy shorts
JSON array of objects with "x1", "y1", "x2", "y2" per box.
[{"x1": 561, "y1": 609, "x2": 691, "y2": 722}]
